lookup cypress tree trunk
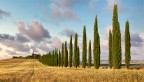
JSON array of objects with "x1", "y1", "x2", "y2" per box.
[
  {"x1": 64, "y1": 41, "x2": 68, "y2": 67},
  {"x1": 109, "y1": 30, "x2": 112, "y2": 68},
  {"x1": 125, "y1": 20, "x2": 131, "y2": 69},
  {"x1": 82, "y1": 26, "x2": 87, "y2": 68},
  {"x1": 69, "y1": 35, "x2": 73, "y2": 68},
  {"x1": 93, "y1": 16, "x2": 100, "y2": 69},
  {"x1": 74, "y1": 33, "x2": 78, "y2": 68},
  {"x1": 112, "y1": 5, "x2": 122, "y2": 69},
  {"x1": 88, "y1": 40, "x2": 92, "y2": 68}
]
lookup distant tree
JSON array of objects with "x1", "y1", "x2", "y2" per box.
[
  {"x1": 64, "y1": 41, "x2": 68, "y2": 67},
  {"x1": 109, "y1": 30, "x2": 112, "y2": 68},
  {"x1": 74, "y1": 33, "x2": 78, "y2": 68},
  {"x1": 88, "y1": 40, "x2": 92, "y2": 68},
  {"x1": 58, "y1": 50, "x2": 62, "y2": 67},
  {"x1": 69, "y1": 35, "x2": 73, "y2": 68},
  {"x1": 93, "y1": 16, "x2": 100, "y2": 69},
  {"x1": 125, "y1": 20, "x2": 131, "y2": 69},
  {"x1": 82, "y1": 26, "x2": 87, "y2": 68},
  {"x1": 112, "y1": 5, "x2": 122, "y2": 69}
]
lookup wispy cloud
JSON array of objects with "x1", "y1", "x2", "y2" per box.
[
  {"x1": 0, "y1": 9, "x2": 10, "y2": 19},
  {"x1": 60, "y1": 28, "x2": 77, "y2": 37},
  {"x1": 88, "y1": 0, "x2": 99, "y2": 11},
  {"x1": 48, "y1": 0, "x2": 80, "y2": 24},
  {"x1": 5, "y1": 49, "x2": 17, "y2": 55}
]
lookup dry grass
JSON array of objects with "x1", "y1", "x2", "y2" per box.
[{"x1": 0, "y1": 59, "x2": 144, "y2": 82}]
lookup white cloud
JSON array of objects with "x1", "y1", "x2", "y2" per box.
[
  {"x1": 0, "y1": 21, "x2": 63, "y2": 58},
  {"x1": 17, "y1": 21, "x2": 51, "y2": 42},
  {"x1": 0, "y1": 54, "x2": 12, "y2": 60}
]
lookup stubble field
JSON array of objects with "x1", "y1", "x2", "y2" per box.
[{"x1": 0, "y1": 59, "x2": 144, "y2": 82}]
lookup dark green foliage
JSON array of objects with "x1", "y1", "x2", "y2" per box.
[
  {"x1": 39, "y1": 51, "x2": 59, "y2": 66},
  {"x1": 77, "y1": 46, "x2": 80, "y2": 67},
  {"x1": 74, "y1": 33, "x2": 78, "y2": 68},
  {"x1": 82, "y1": 26, "x2": 87, "y2": 68},
  {"x1": 109, "y1": 30, "x2": 112, "y2": 68},
  {"x1": 55, "y1": 49, "x2": 58, "y2": 66},
  {"x1": 69, "y1": 35, "x2": 73, "y2": 68},
  {"x1": 112, "y1": 5, "x2": 122, "y2": 69},
  {"x1": 64, "y1": 41, "x2": 68, "y2": 67},
  {"x1": 58, "y1": 50, "x2": 62, "y2": 67},
  {"x1": 61, "y1": 43, "x2": 64, "y2": 67},
  {"x1": 93, "y1": 16, "x2": 100, "y2": 69},
  {"x1": 88, "y1": 40, "x2": 92, "y2": 68},
  {"x1": 125, "y1": 20, "x2": 131, "y2": 69}
]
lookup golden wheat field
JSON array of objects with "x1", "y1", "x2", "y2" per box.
[{"x1": 0, "y1": 59, "x2": 144, "y2": 82}]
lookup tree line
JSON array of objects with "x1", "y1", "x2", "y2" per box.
[{"x1": 39, "y1": 5, "x2": 131, "y2": 69}]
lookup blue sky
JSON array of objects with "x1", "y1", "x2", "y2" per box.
[{"x1": 0, "y1": 0, "x2": 144, "y2": 60}]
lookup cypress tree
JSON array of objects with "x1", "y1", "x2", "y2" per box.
[
  {"x1": 58, "y1": 50, "x2": 61, "y2": 67},
  {"x1": 74, "y1": 33, "x2": 78, "y2": 68},
  {"x1": 51, "y1": 51, "x2": 54, "y2": 66},
  {"x1": 125, "y1": 20, "x2": 131, "y2": 69},
  {"x1": 88, "y1": 40, "x2": 92, "y2": 68},
  {"x1": 61, "y1": 43, "x2": 64, "y2": 67},
  {"x1": 109, "y1": 30, "x2": 112, "y2": 68},
  {"x1": 64, "y1": 41, "x2": 68, "y2": 67},
  {"x1": 69, "y1": 35, "x2": 73, "y2": 68},
  {"x1": 93, "y1": 16, "x2": 100, "y2": 69},
  {"x1": 55, "y1": 49, "x2": 58, "y2": 66},
  {"x1": 82, "y1": 26, "x2": 87, "y2": 68},
  {"x1": 112, "y1": 5, "x2": 122, "y2": 69},
  {"x1": 77, "y1": 46, "x2": 80, "y2": 67}
]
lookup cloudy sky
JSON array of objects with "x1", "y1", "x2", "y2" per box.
[{"x1": 0, "y1": 0, "x2": 144, "y2": 60}]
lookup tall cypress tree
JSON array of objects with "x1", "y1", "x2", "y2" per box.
[
  {"x1": 109, "y1": 30, "x2": 112, "y2": 68},
  {"x1": 74, "y1": 33, "x2": 78, "y2": 68},
  {"x1": 125, "y1": 20, "x2": 131, "y2": 69},
  {"x1": 82, "y1": 26, "x2": 87, "y2": 68},
  {"x1": 64, "y1": 41, "x2": 68, "y2": 67},
  {"x1": 69, "y1": 35, "x2": 73, "y2": 68},
  {"x1": 52, "y1": 50, "x2": 55, "y2": 66},
  {"x1": 112, "y1": 5, "x2": 122, "y2": 69},
  {"x1": 88, "y1": 40, "x2": 92, "y2": 68},
  {"x1": 77, "y1": 46, "x2": 80, "y2": 67},
  {"x1": 55, "y1": 49, "x2": 58, "y2": 66},
  {"x1": 93, "y1": 16, "x2": 100, "y2": 69},
  {"x1": 61, "y1": 43, "x2": 64, "y2": 67},
  {"x1": 58, "y1": 50, "x2": 61, "y2": 67}
]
